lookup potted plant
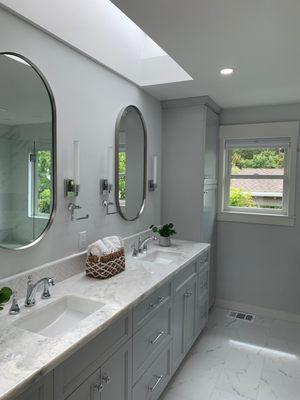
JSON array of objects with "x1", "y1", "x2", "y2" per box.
[
  {"x1": 150, "y1": 223, "x2": 176, "y2": 247},
  {"x1": 0, "y1": 287, "x2": 12, "y2": 310}
]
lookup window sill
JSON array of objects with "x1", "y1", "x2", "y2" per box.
[
  {"x1": 29, "y1": 215, "x2": 50, "y2": 220},
  {"x1": 217, "y1": 211, "x2": 295, "y2": 226}
]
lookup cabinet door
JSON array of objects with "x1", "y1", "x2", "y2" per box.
[
  {"x1": 101, "y1": 340, "x2": 132, "y2": 400},
  {"x1": 16, "y1": 373, "x2": 53, "y2": 400},
  {"x1": 183, "y1": 274, "x2": 198, "y2": 351},
  {"x1": 172, "y1": 283, "x2": 186, "y2": 371},
  {"x1": 67, "y1": 369, "x2": 101, "y2": 400},
  {"x1": 195, "y1": 265, "x2": 209, "y2": 336}
]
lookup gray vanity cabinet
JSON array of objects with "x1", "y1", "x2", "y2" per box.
[
  {"x1": 196, "y1": 263, "x2": 209, "y2": 336},
  {"x1": 172, "y1": 261, "x2": 198, "y2": 371},
  {"x1": 66, "y1": 369, "x2": 101, "y2": 400},
  {"x1": 66, "y1": 340, "x2": 132, "y2": 400},
  {"x1": 54, "y1": 312, "x2": 132, "y2": 400},
  {"x1": 13, "y1": 249, "x2": 210, "y2": 400},
  {"x1": 101, "y1": 340, "x2": 132, "y2": 400},
  {"x1": 15, "y1": 373, "x2": 53, "y2": 400}
]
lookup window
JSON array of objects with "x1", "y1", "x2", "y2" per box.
[
  {"x1": 118, "y1": 149, "x2": 126, "y2": 207},
  {"x1": 28, "y1": 149, "x2": 52, "y2": 218},
  {"x1": 218, "y1": 122, "x2": 298, "y2": 226}
]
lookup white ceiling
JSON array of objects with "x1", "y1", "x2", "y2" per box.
[{"x1": 111, "y1": 0, "x2": 300, "y2": 108}]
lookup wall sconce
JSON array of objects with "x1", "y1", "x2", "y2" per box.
[
  {"x1": 148, "y1": 155, "x2": 158, "y2": 192},
  {"x1": 64, "y1": 141, "x2": 80, "y2": 197},
  {"x1": 100, "y1": 179, "x2": 112, "y2": 195},
  {"x1": 100, "y1": 146, "x2": 113, "y2": 196}
]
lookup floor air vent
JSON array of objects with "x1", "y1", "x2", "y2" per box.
[{"x1": 228, "y1": 310, "x2": 255, "y2": 322}]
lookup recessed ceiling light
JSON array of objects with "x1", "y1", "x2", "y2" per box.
[{"x1": 220, "y1": 67, "x2": 234, "y2": 76}]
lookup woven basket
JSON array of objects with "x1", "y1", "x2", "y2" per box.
[{"x1": 86, "y1": 248, "x2": 125, "y2": 279}]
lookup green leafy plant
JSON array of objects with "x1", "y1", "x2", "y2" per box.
[
  {"x1": 150, "y1": 223, "x2": 177, "y2": 238},
  {"x1": 229, "y1": 188, "x2": 256, "y2": 208},
  {"x1": 0, "y1": 287, "x2": 12, "y2": 310}
]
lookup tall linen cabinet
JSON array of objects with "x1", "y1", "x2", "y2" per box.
[{"x1": 161, "y1": 97, "x2": 220, "y2": 307}]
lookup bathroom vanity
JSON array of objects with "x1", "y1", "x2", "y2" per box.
[{"x1": 0, "y1": 241, "x2": 210, "y2": 400}]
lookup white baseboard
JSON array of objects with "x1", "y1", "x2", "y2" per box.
[{"x1": 215, "y1": 298, "x2": 300, "y2": 324}]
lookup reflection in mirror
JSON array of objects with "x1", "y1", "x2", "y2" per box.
[
  {"x1": 115, "y1": 106, "x2": 146, "y2": 221},
  {"x1": 0, "y1": 53, "x2": 56, "y2": 249}
]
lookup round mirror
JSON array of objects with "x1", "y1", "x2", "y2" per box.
[
  {"x1": 115, "y1": 105, "x2": 147, "y2": 221},
  {"x1": 0, "y1": 53, "x2": 56, "y2": 249}
]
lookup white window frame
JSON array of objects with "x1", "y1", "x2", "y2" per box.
[
  {"x1": 218, "y1": 121, "x2": 299, "y2": 226},
  {"x1": 28, "y1": 146, "x2": 52, "y2": 219}
]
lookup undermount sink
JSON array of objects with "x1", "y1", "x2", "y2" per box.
[
  {"x1": 14, "y1": 295, "x2": 104, "y2": 338},
  {"x1": 141, "y1": 250, "x2": 182, "y2": 265}
]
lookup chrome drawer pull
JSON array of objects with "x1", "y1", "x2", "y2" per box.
[
  {"x1": 148, "y1": 375, "x2": 164, "y2": 392},
  {"x1": 92, "y1": 382, "x2": 103, "y2": 392},
  {"x1": 184, "y1": 291, "x2": 193, "y2": 297},
  {"x1": 149, "y1": 330, "x2": 165, "y2": 344},
  {"x1": 149, "y1": 296, "x2": 165, "y2": 309}
]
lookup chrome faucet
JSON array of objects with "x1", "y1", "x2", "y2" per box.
[
  {"x1": 25, "y1": 275, "x2": 56, "y2": 307},
  {"x1": 138, "y1": 236, "x2": 157, "y2": 254}
]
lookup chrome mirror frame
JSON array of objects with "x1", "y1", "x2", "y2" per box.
[
  {"x1": 0, "y1": 52, "x2": 57, "y2": 250},
  {"x1": 115, "y1": 105, "x2": 147, "y2": 221}
]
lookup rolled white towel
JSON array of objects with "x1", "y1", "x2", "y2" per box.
[
  {"x1": 103, "y1": 236, "x2": 123, "y2": 253},
  {"x1": 88, "y1": 239, "x2": 109, "y2": 256}
]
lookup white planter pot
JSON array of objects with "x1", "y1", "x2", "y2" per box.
[{"x1": 159, "y1": 236, "x2": 171, "y2": 247}]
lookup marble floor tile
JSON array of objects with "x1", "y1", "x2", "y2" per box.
[
  {"x1": 210, "y1": 388, "x2": 253, "y2": 400},
  {"x1": 160, "y1": 307, "x2": 300, "y2": 400},
  {"x1": 257, "y1": 367, "x2": 300, "y2": 400}
]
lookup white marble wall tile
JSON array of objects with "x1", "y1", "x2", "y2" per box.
[{"x1": 0, "y1": 229, "x2": 153, "y2": 300}]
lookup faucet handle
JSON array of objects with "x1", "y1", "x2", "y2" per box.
[
  {"x1": 27, "y1": 274, "x2": 33, "y2": 286},
  {"x1": 9, "y1": 291, "x2": 20, "y2": 315},
  {"x1": 41, "y1": 276, "x2": 56, "y2": 299},
  {"x1": 49, "y1": 276, "x2": 56, "y2": 286},
  {"x1": 131, "y1": 244, "x2": 138, "y2": 257}
]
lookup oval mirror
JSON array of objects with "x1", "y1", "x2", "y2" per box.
[
  {"x1": 115, "y1": 105, "x2": 147, "y2": 221},
  {"x1": 0, "y1": 53, "x2": 56, "y2": 249}
]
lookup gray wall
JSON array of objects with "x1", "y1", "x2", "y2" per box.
[
  {"x1": 217, "y1": 103, "x2": 300, "y2": 315},
  {"x1": 0, "y1": 8, "x2": 162, "y2": 279}
]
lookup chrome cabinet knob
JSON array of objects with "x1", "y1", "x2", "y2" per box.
[
  {"x1": 102, "y1": 374, "x2": 111, "y2": 384},
  {"x1": 149, "y1": 296, "x2": 165, "y2": 309},
  {"x1": 92, "y1": 382, "x2": 103, "y2": 392}
]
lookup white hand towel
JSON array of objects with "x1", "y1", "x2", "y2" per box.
[
  {"x1": 88, "y1": 239, "x2": 109, "y2": 256},
  {"x1": 103, "y1": 236, "x2": 123, "y2": 253}
]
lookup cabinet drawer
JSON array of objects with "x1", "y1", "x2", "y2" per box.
[
  {"x1": 132, "y1": 343, "x2": 172, "y2": 400},
  {"x1": 173, "y1": 261, "x2": 197, "y2": 293},
  {"x1": 54, "y1": 312, "x2": 132, "y2": 400},
  {"x1": 133, "y1": 301, "x2": 172, "y2": 383},
  {"x1": 133, "y1": 281, "x2": 172, "y2": 333}
]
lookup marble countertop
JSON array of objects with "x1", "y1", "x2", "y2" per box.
[{"x1": 0, "y1": 240, "x2": 209, "y2": 400}]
